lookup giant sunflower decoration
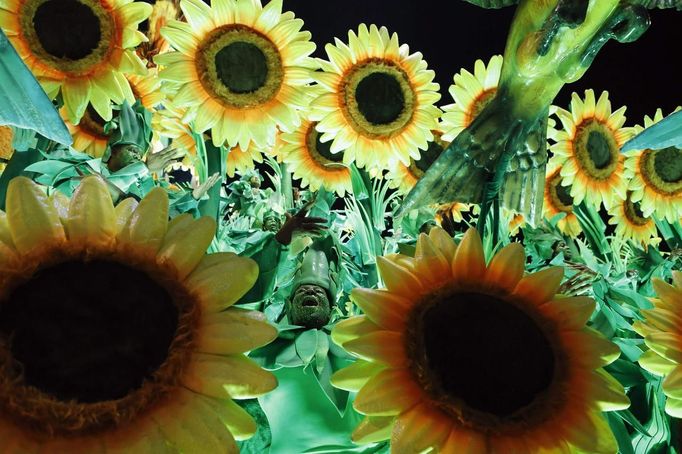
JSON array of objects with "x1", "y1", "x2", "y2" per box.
[
  {"x1": 0, "y1": 176, "x2": 277, "y2": 451},
  {"x1": 608, "y1": 191, "x2": 660, "y2": 248},
  {"x1": 227, "y1": 143, "x2": 264, "y2": 178},
  {"x1": 62, "y1": 105, "x2": 110, "y2": 158},
  {"x1": 0, "y1": 0, "x2": 149, "y2": 123},
  {"x1": 331, "y1": 228, "x2": 628, "y2": 452},
  {"x1": 386, "y1": 130, "x2": 448, "y2": 196},
  {"x1": 310, "y1": 24, "x2": 441, "y2": 170},
  {"x1": 440, "y1": 55, "x2": 503, "y2": 142},
  {"x1": 281, "y1": 118, "x2": 351, "y2": 196},
  {"x1": 635, "y1": 273, "x2": 682, "y2": 418},
  {"x1": 126, "y1": 69, "x2": 165, "y2": 112},
  {"x1": 156, "y1": 0, "x2": 317, "y2": 150},
  {"x1": 543, "y1": 165, "x2": 581, "y2": 238},
  {"x1": 550, "y1": 90, "x2": 633, "y2": 210},
  {"x1": 624, "y1": 108, "x2": 682, "y2": 223}
]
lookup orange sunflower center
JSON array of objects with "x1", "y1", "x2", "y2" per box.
[
  {"x1": 465, "y1": 88, "x2": 496, "y2": 127},
  {"x1": 640, "y1": 147, "x2": 682, "y2": 196},
  {"x1": 406, "y1": 289, "x2": 561, "y2": 430},
  {"x1": 306, "y1": 122, "x2": 343, "y2": 164},
  {"x1": 623, "y1": 196, "x2": 648, "y2": 226},
  {"x1": 572, "y1": 120, "x2": 620, "y2": 180},
  {"x1": 20, "y1": 0, "x2": 115, "y2": 74},
  {"x1": 0, "y1": 248, "x2": 198, "y2": 436},
  {"x1": 196, "y1": 25, "x2": 284, "y2": 109},
  {"x1": 341, "y1": 59, "x2": 415, "y2": 139},
  {"x1": 79, "y1": 105, "x2": 109, "y2": 139},
  {"x1": 548, "y1": 172, "x2": 574, "y2": 213}
]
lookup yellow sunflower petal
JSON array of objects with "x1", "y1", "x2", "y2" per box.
[
  {"x1": 541, "y1": 296, "x2": 595, "y2": 329},
  {"x1": 157, "y1": 216, "x2": 216, "y2": 279},
  {"x1": 351, "y1": 415, "x2": 395, "y2": 444},
  {"x1": 441, "y1": 428, "x2": 487, "y2": 454},
  {"x1": 376, "y1": 255, "x2": 423, "y2": 295},
  {"x1": 113, "y1": 197, "x2": 139, "y2": 235},
  {"x1": 118, "y1": 187, "x2": 169, "y2": 254},
  {"x1": 6, "y1": 176, "x2": 65, "y2": 253},
  {"x1": 452, "y1": 228, "x2": 486, "y2": 282},
  {"x1": 331, "y1": 315, "x2": 381, "y2": 346},
  {"x1": 185, "y1": 253, "x2": 259, "y2": 312},
  {"x1": 485, "y1": 242, "x2": 525, "y2": 292},
  {"x1": 330, "y1": 359, "x2": 385, "y2": 392},
  {"x1": 565, "y1": 410, "x2": 617, "y2": 454},
  {"x1": 199, "y1": 394, "x2": 258, "y2": 441},
  {"x1": 390, "y1": 402, "x2": 452, "y2": 453},
  {"x1": 638, "y1": 348, "x2": 676, "y2": 376},
  {"x1": 66, "y1": 175, "x2": 115, "y2": 244},
  {"x1": 342, "y1": 331, "x2": 407, "y2": 367},
  {"x1": 183, "y1": 353, "x2": 277, "y2": 399},
  {"x1": 591, "y1": 369, "x2": 630, "y2": 411},
  {"x1": 196, "y1": 308, "x2": 277, "y2": 355},
  {"x1": 354, "y1": 369, "x2": 423, "y2": 416},
  {"x1": 665, "y1": 397, "x2": 682, "y2": 418},
  {"x1": 350, "y1": 288, "x2": 411, "y2": 331},
  {"x1": 151, "y1": 389, "x2": 238, "y2": 453},
  {"x1": 513, "y1": 266, "x2": 564, "y2": 305}
]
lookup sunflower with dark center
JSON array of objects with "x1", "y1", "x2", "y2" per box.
[
  {"x1": 550, "y1": 90, "x2": 633, "y2": 210},
  {"x1": 0, "y1": 0, "x2": 149, "y2": 123},
  {"x1": 156, "y1": 0, "x2": 317, "y2": 151},
  {"x1": 608, "y1": 191, "x2": 660, "y2": 248},
  {"x1": 61, "y1": 105, "x2": 111, "y2": 158},
  {"x1": 543, "y1": 165, "x2": 581, "y2": 238},
  {"x1": 281, "y1": 118, "x2": 352, "y2": 197},
  {"x1": 226, "y1": 143, "x2": 264, "y2": 178},
  {"x1": 0, "y1": 176, "x2": 277, "y2": 452},
  {"x1": 624, "y1": 108, "x2": 682, "y2": 223},
  {"x1": 635, "y1": 272, "x2": 682, "y2": 419},
  {"x1": 440, "y1": 55, "x2": 502, "y2": 142},
  {"x1": 331, "y1": 228, "x2": 628, "y2": 452},
  {"x1": 387, "y1": 131, "x2": 448, "y2": 195},
  {"x1": 310, "y1": 24, "x2": 441, "y2": 171}
]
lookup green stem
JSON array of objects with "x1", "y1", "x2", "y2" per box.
[
  {"x1": 280, "y1": 162, "x2": 293, "y2": 210},
  {"x1": 198, "y1": 142, "x2": 225, "y2": 221}
]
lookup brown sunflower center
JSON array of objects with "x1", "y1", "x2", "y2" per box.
[
  {"x1": 79, "y1": 105, "x2": 109, "y2": 138},
  {"x1": 465, "y1": 88, "x2": 497, "y2": 127},
  {"x1": 0, "y1": 249, "x2": 198, "y2": 436},
  {"x1": 654, "y1": 147, "x2": 682, "y2": 183},
  {"x1": 640, "y1": 148, "x2": 682, "y2": 196},
  {"x1": 407, "y1": 290, "x2": 558, "y2": 428},
  {"x1": 573, "y1": 120, "x2": 620, "y2": 179},
  {"x1": 306, "y1": 122, "x2": 343, "y2": 164},
  {"x1": 624, "y1": 197, "x2": 648, "y2": 226},
  {"x1": 198, "y1": 25, "x2": 284, "y2": 109},
  {"x1": 21, "y1": 0, "x2": 114, "y2": 74},
  {"x1": 342, "y1": 60, "x2": 415, "y2": 139},
  {"x1": 555, "y1": 182, "x2": 574, "y2": 207},
  {"x1": 33, "y1": 0, "x2": 101, "y2": 60},
  {"x1": 0, "y1": 260, "x2": 177, "y2": 403}
]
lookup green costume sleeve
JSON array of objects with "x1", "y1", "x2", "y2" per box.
[{"x1": 238, "y1": 233, "x2": 287, "y2": 306}]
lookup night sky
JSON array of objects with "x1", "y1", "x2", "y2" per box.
[{"x1": 285, "y1": 1, "x2": 682, "y2": 123}]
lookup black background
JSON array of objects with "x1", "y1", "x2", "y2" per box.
[{"x1": 285, "y1": 1, "x2": 682, "y2": 124}]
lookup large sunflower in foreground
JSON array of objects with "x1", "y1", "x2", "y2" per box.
[
  {"x1": 550, "y1": 90, "x2": 632, "y2": 210},
  {"x1": 624, "y1": 108, "x2": 682, "y2": 223},
  {"x1": 0, "y1": 0, "x2": 149, "y2": 123},
  {"x1": 310, "y1": 24, "x2": 441, "y2": 170},
  {"x1": 440, "y1": 55, "x2": 502, "y2": 142},
  {"x1": 634, "y1": 273, "x2": 682, "y2": 418},
  {"x1": 544, "y1": 165, "x2": 581, "y2": 238},
  {"x1": 156, "y1": 0, "x2": 317, "y2": 150},
  {"x1": 0, "y1": 176, "x2": 277, "y2": 451},
  {"x1": 331, "y1": 228, "x2": 627, "y2": 453},
  {"x1": 608, "y1": 191, "x2": 660, "y2": 249},
  {"x1": 281, "y1": 118, "x2": 352, "y2": 196},
  {"x1": 227, "y1": 143, "x2": 263, "y2": 178}
]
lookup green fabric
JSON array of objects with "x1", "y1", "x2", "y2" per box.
[
  {"x1": 259, "y1": 367, "x2": 386, "y2": 453},
  {"x1": 238, "y1": 233, "x2": 286, "y2": 306},
  {"x1": 0, "y1": 29, "x2": 71, "y2": 145}
]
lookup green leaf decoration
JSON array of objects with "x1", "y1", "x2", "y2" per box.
[
  {"x1": 0, "y1": 29, "x2": 71, "y2": 145},
  {"x1": 622, "y1": 110, "x2": 682, "y2": 151}
]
